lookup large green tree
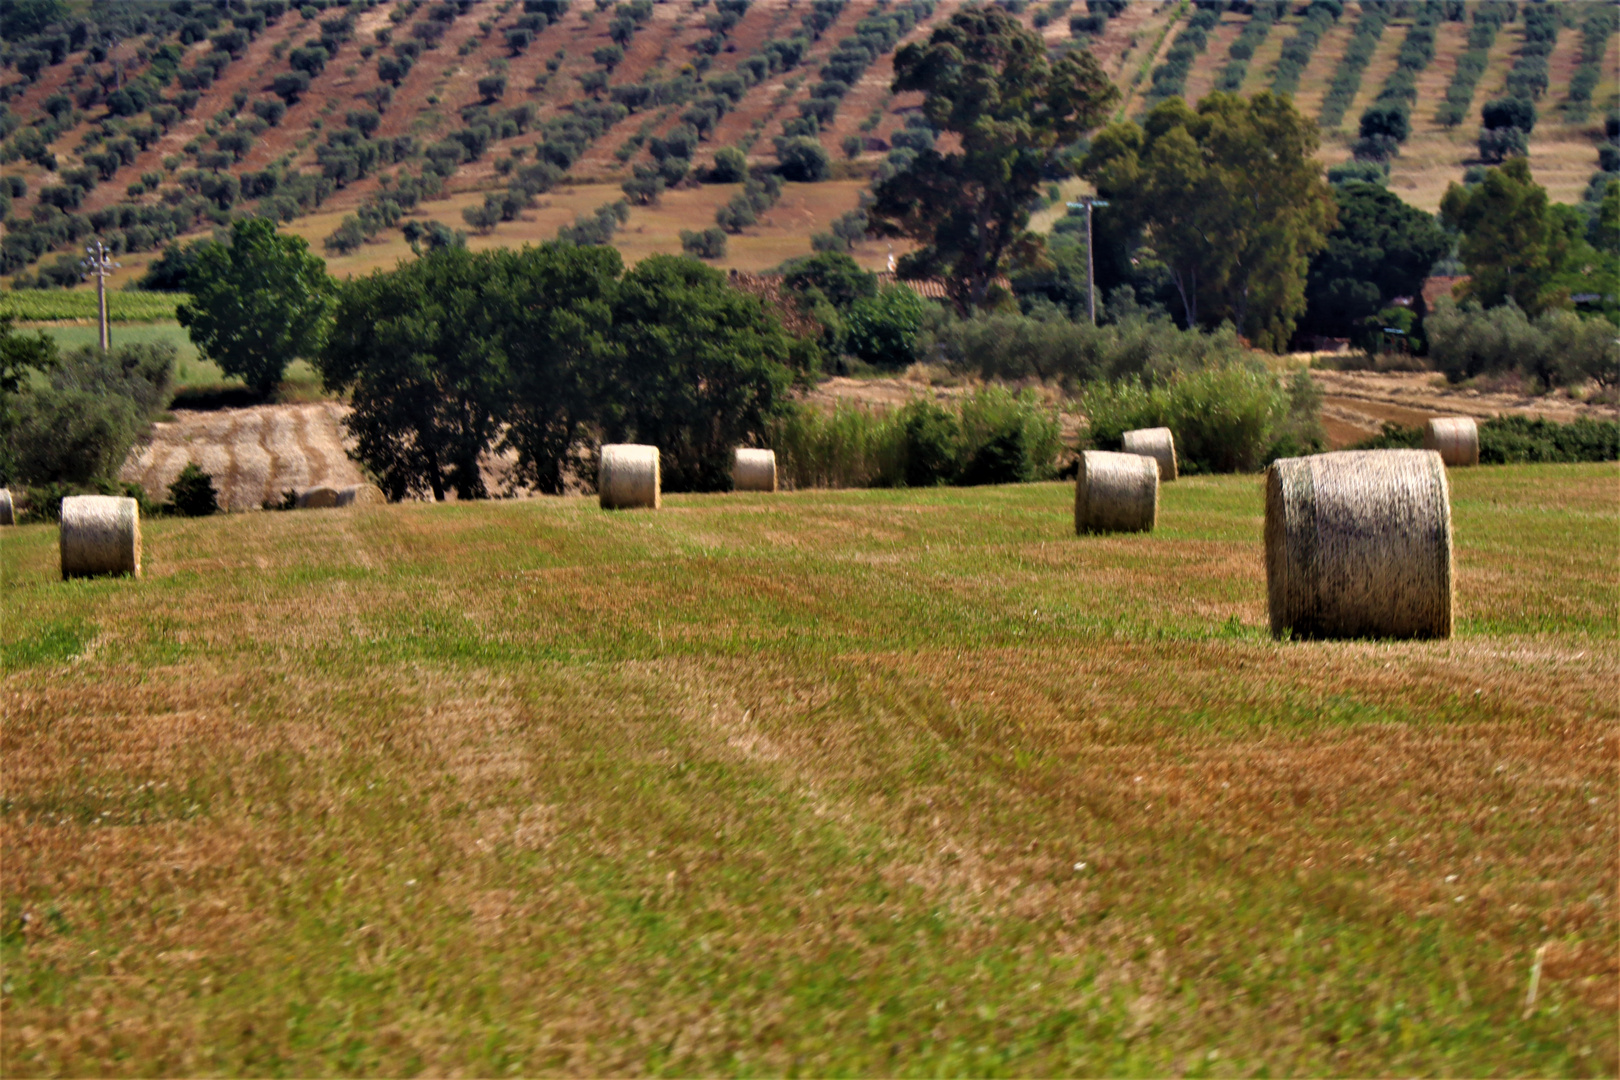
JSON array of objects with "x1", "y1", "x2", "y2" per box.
[
  {"x1": 1301, "y1": 181, "x2": 1450, "y2": 340},
  {"x1": 601, "y1": 255, "x2": 797, "y2": 492},
  {"x1": 1439, "y1": 157, "x2": 1572, "y2": 316},
  {"x1": 868, "y1": 5, "x2": 1118, "y2": 312},
  {"x1": 1081, "y1": 92, "x2": 1337, "y2": 350},
  {"x1": 177, "y1": 217, "x2": 334, "y2": 397},
  {"x1": 319, "y1": 247, "x2": 513, "y2": 501},
  {"x1": 497, "y1": 243, "x2": 621, "y2": 495}
]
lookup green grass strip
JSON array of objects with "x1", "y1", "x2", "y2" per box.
[{"x1": 0, "y1": 289, "x2": 185, "y2": 323}]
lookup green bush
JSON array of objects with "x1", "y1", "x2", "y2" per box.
[
  {"x1": 768, "y1": 387, "x2": 1062, "y2": 489},
  {"x1": 1427, "y1": 298, "x2": 1620, "y2": 390},
  {"x1": 1350, "y1": 416, "x2": 1619, "y2": 463},
  {"x1": 168, "y1": 462, "x2": 219, "y2": 516},
  {"x1": 918, "y1": 308, "x2": 1254, "y2": 390},
  {"x1": 7, "y1": 342, "x2": 175, "y2": 486},
  {"x1": 1082, "y1": 365, "x2": 1323, "y2": 473},
  {"x1": 845, "y1": 285, "x2": 926, "y2": 369}
]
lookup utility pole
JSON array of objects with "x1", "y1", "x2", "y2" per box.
[
  {"x1": 1066, "y1": 196, "x2": 1110, "y2": 325},
  {"x1": 82, "y1": 240, "x2": 119, "y2": 352}
]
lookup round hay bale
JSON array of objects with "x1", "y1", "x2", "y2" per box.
[
  {"x1": 1122, "y1": 426, "x2": 1178, "y2": 481},
  {"x1": 1075, "y1": 450, "x2": 1159, "y2": 534},
  {"x1": 1423, "y1": 416, "x2": 1479, "y2": 467},
  {"x1": 1265, "y1": 449, "x2": 1452, "y2": 640},
  {"x1": 335, "y1": 483, "x2": 387, "y2": 507},
  {"x1": 599, "y1": 444, "x2": 661, "y2": 510},
  {"x1": 296, "y1": 485, "x2": 340, "y2": 509},
  {"x1": 0, "y1": 488, "x2": 13, "y2": 526},
  {"x1": 60, "y1": 495, "x2": 141, "y2": 580},
  {"x1": 732, "y1": 448, "x2": 778, "y2": 492}
]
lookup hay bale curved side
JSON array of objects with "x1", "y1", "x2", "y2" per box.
[
  {"x1": 599, "y1": 444, "x2": 661, "y2": 509},
  {"x1": 335, "y1": 483, "x2": 387, "y2": 507},
  {"x1": 732, "y1": 448, "x2": 778, "y2": 492},
  {"x1": 0, "y1": 488, "x2": 12, "y2": 526},
  {"x1": 1075, "y1": 450, "x2": 1159, "y2": 534},
  {"x1": 60, "y1": 495, "x2": 141, "y2": 579},
  {"x1": 1423, "y1": 417, "x2": 1479, "y2": 467},
  {"x1": 1122, "y1": 427, "x2": 1178, "y2": 481},
  {"x1": 1265, "y1": 449, "x2": 1452, "y2": 640},
  {"x1": 296, "y1": 485, "x2": 340, "y2": 509}
]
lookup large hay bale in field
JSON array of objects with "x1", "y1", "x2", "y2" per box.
[
  {"x1": 60, "y1": 495, "x2": 141, "y2": 580},
  {"x1": 732, "y1": 448, "x2": 778, "y2": 492},
  {"x1": 1075, "y1": 450, "x2": 1159, "y2": 534},
  {"x1": 1122, "y1": 427, "x2": 1178, "y2": 481},
  {"x1": 295, "y1": 485, "x2": 340, "y2": 509},
  {"x1": 335, "y1": 483, "x2": 386, "y2": 507},
  {"x1": 599, "y1": 444, "x2": 661, "y2": 509},
  {"x1": 1423, "y1": 416, "x2": 1479, "y2": 467},
  {"x1": 0, "y1": 488, "x2": 12, "y2": 526},
  {"x1": 1265, "y1": 449, "x2": 1452, "y2": 640}
]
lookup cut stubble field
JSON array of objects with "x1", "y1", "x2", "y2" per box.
[{"x1": 1, "y1": 465, "x2": 1616, "y2": 1076}]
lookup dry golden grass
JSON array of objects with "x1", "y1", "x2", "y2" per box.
[{"x1": 2, "y1": 465, "x2": 1616, "y2": 1075}]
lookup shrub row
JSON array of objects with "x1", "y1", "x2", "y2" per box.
[
  {"x1": 1435, "y1": 5, "x2": 1505, "y2": 127},
  {"x1": 1353, "y1": 2, "x2": 1444, "y2": 162},
  {"x1": 1144, "y1": 6, "x2": 1221, "y2": 106},
  {"x1": 1566, "y1": 5, "x2": 1618, "y2": 120},
  {"x1": 1271, "y1": 0, "x2": 1343, "y2": 97},
  {"x1": 1351, "y1": 416, "x2": 1619, "y2": 464},
  {"x1": 1215, "y1": 1, "x2": 1284, "y2": 94},
  {"x1": 1317, "y1": 3, "x2": 1386, "y2": 128}
]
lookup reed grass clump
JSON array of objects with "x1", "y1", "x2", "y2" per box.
[
  {"x1": 1424, "y1": 417, "x2": 1479, "y2": 467},
  {"x1": 1265, "y1": 449, "x2": 1453, "y2": 640},
  {"x1": 59, "y1": 494, "x2": 141, "y2": 579},
  {"x1": 1075, "y1": 450, "x2": 1158, "y2": 534},
  {"x1": 599, "y1": 444, "x2": 661, "y2": 509},
  {"x1": 732, "y1": 449, "x2": 778, "y2": 492}
]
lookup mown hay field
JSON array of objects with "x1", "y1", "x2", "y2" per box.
[{"x1": 2, "y1": 465, "x2": 1616, "y2": 1076}]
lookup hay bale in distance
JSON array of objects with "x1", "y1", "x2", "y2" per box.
[
  {"x1": 1075, "y1": 450, "x2": 1159, "y2": 534},
  {"x1": 1265, "y1": 449, "x2": 1452, "y2": 640},
  {"x1": 0, "y1": 488, "x2": 12, "y2": 526},
  {"x1": 1423, "y1": 416, "x2": 1479, "y2": 467},
  {"x1": 60, "y1": 495, "x2": 141, "y2": 579},
  {"x1": 296, "y1": 485, "x2": 339, "y2": 509},
  {"x1": 1122, "y1": 427, "x2": 1178, "y2": 481},
  {"x1": 599, "y1": 444, "x2": 661, "y2": 509},
  {"x1": 335, "y1": 483, "x2": 386, "y2": 507},
  {"x1": 732, "y1": 448, "x2": 778, "y2": 492}
]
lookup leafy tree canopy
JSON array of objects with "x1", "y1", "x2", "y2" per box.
[
  {"x1": 320, "y1": 247, "x2": 805, "y2": 500},
  {"x1": 1081, "y1": 91, "x2": 1337, "y2": 351},
  {"x1": 869, "y1": 5, "x2": 1118, "y2": 313},
  {"x1": 177, "y1": 218, "x2": 334, "y2": 396},
  {"x1": 602, "y1": 255, "x2": 798, "y2": 492},
  {"x1": 1301, "y1": 181, "x2": 1450, "y2": 340},
  {"x1": 1440, "y1": 157, "x2": 1584, "y2": 316}
]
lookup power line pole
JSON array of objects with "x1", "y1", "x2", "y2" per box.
[
  {"x1": 1066, "y1": 196, "x2": 1110, "y2": 325},
  {"x1": 82, "y1": 240, "x2": 120, "y2": 352}
]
